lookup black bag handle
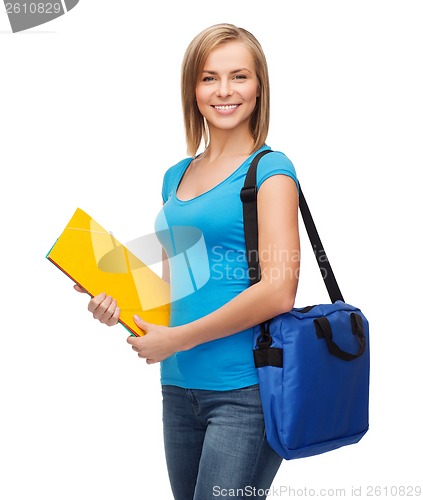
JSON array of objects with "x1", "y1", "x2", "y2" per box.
[
  {"x1": 240, "y1": 149, "x2": 344, "y2": 304},
  {"x1": 314, "y1": 313, "x2": 365, "y2": 361}
]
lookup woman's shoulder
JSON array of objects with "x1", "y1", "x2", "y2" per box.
[
  {"x1": 258, "y1": 147, "x2": 295, "y2": 170},
  {"x1": 256, "y1": 147, "x2": 298, "y2": 189},
  {"x1": 164, "y1": 156, "x2": 193, "y2": 179},
  {"x1": 161, "y1": 156, "x2": 193, "y2": 202}
]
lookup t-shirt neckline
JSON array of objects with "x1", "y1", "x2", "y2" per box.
[{"x1": 174, "y1": 145, "x2": 269, "y2": 204}]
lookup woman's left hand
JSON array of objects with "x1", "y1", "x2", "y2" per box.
[{"x1": 127, "y1": 315, "x2": 180, "y2": 364}]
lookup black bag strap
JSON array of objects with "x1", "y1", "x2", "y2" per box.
[
  {"x1": 240, "y1": 149, "x2": 344, "y2": 304},
  {"x1": 314, "y1": 313, "x2": 365, "y2": 361}
]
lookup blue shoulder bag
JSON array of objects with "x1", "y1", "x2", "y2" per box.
[{"x1": 241, "y1": 150, "x2": 370, "y2": 460}]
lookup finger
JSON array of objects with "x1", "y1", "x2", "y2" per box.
[
  {"x1": 101, "y1": 299, "x2": 118, "y2": 325},
  {"x1": 74, "y1": 284, "x2": 87, "y2": 293},
  {"x1": 127, "y1": 336, "x2": 142, "y2": 352},
  {"x1": 129, "y1": 339, "x2": 142, "y2": 352},
  {"x1": 92, "y1": 295, "x2": 114, "y2": 320},
  {"x1": 100, "y1": 299, "x2": 119, "y2": 326},
  {"x1": 133, "y1": 315, "x2": 149, "y2": 334},
  {"x1": 146, "y1": 359, "x2": 157, "y2": 365},
  {"x1": 110, "y1": 306, "x2": 120, "y2": 325},
  {"x1": 127, "y1": 335, "x2": 137, "y2": 345},
  {"x1": 88, "y1": 292, "x2": 107, "y2": 313},
  {"x1": 91, "y1": 296, "x2": 116, "y2": 321}
]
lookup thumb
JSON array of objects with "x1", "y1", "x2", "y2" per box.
[{"x1": 133, "y1": 314, "x2": 149, "y2": 334}]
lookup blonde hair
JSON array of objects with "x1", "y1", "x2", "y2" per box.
[{"x1": 181, "y1": 23, "x2": 270, "y2": 157}]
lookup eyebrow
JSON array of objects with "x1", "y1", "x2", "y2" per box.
[{"x1": 202, "y1": 68, "x2": 252, "y2": 75}]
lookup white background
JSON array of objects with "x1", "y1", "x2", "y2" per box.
[{"x1": 1, "y1": 1, "x2": 422, "y2": 498}]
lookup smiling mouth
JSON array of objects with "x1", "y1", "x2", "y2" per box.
[{"x1": 212, "y1": 104, "x2": 240, "y2": 110}]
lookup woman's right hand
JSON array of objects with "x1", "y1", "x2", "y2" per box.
[{"x1": 74, "y1": 285, "x2": 120, "y2": 326}]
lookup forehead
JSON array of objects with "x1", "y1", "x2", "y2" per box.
[{"x1": 203, "y1": 41, "x2": 255, "y2": 71}]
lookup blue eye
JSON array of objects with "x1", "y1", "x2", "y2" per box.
[
  {"x1": 234, "y1": 75, "x2": 247, "y2": 80},
  {"x1": 202, "y1": 76, "x2": 216, "y2": 82}
]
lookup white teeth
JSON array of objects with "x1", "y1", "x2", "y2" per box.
[{"x1": 214, "y1": 105, "x2": 238, "y2": 110}]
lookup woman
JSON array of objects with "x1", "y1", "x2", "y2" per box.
[{"x1": 77, "y1": 23, "x2": 300, "y2": 500}]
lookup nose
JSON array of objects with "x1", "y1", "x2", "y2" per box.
[{"x1": 216, "y1": 78, "x2": 233, "y2": 98}]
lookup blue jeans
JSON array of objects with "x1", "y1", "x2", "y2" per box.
[{"x1": 162, "y1": 384, "x2": 282, "y2": 500}]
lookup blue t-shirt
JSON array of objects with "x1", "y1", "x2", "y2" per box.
[{"x1": 155, "y1": 145, "x2": 298, "y2": 390}]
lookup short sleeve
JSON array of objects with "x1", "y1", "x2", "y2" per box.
[
  {"x1": 161, "y1": 170, "x2": 171, "y2": 203},
  {"x1": 161, "y1": 157, "x2": 193, "y2": 203},
  {"x1": 256, "y1": 151, "x2": 298, "y2": 192}
]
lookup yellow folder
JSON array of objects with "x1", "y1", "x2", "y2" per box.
[{"x1": 46, "y1": 208, "x2": 170, "y2": 336}]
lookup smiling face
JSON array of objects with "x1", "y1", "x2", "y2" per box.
[{"x1": 195, "y1": 41, "x2": 260, "y2": 136}]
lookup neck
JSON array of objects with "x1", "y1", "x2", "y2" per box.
[{"x1": 204, "y1": 125, "x2": 255, "y2": 161}]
